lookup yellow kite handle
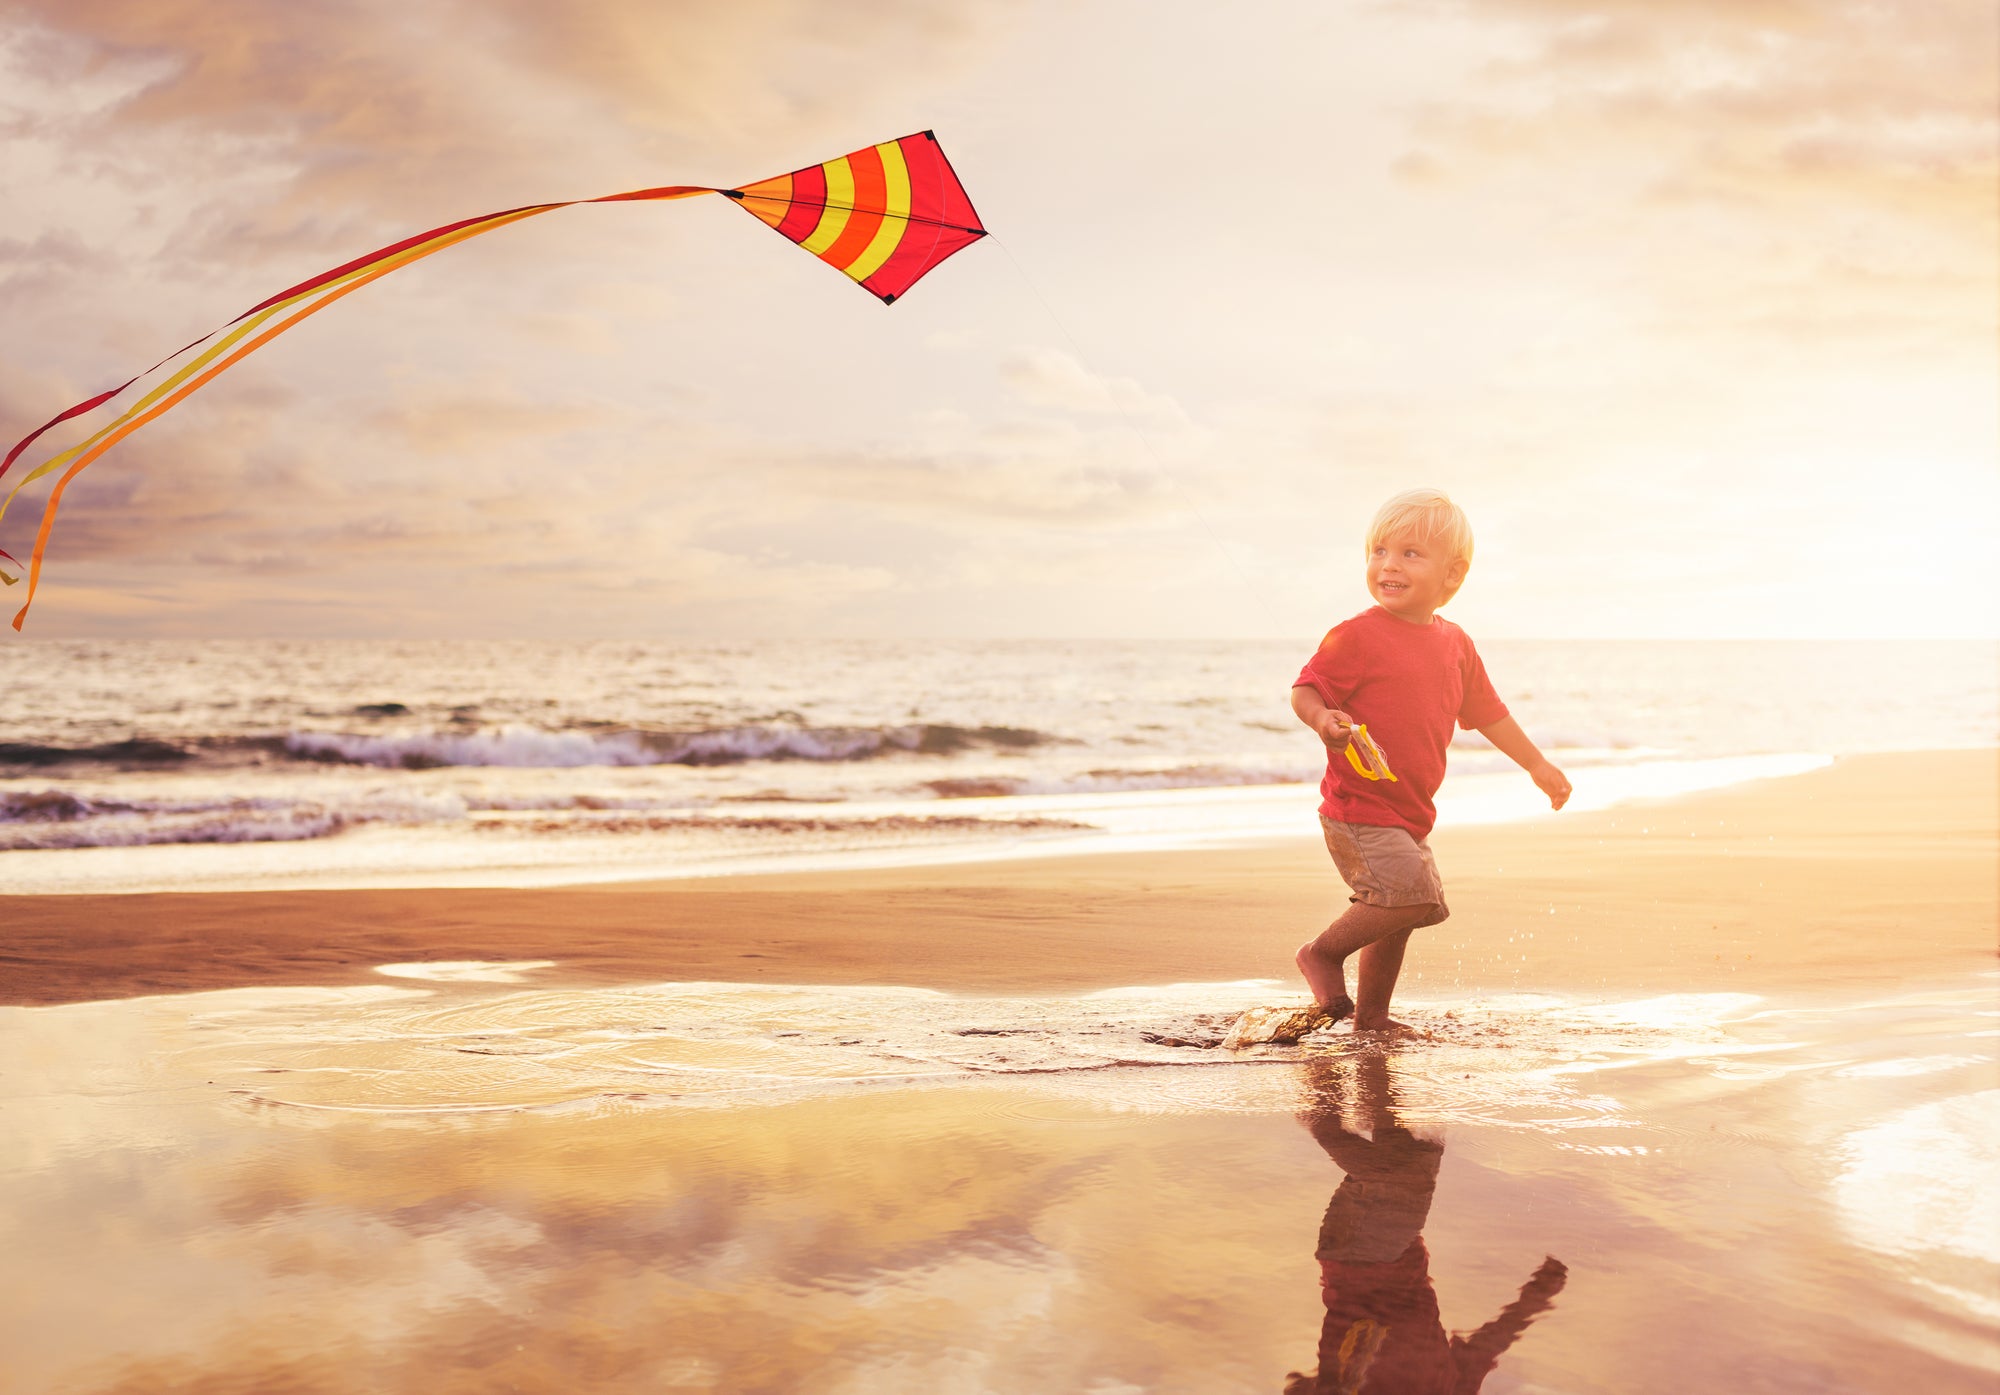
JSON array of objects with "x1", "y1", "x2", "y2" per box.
[{"x1": 1342, "y1": 723, "x2": 1399, "y2": 783}]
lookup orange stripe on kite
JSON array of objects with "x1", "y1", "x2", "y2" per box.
[
  {"x1": 846, "y1": 141, "x2": 913, "y2": 286},
  {"x1": 734, "y1": 174, "x2": 794, "y2": 230},
  {"x1": 821, "y1": 146, "x2": 887, "y2": 274}
]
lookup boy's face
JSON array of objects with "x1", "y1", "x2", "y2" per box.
[{"x1": 1366, "y1": 530, "x2": 1467, "y2": 622}]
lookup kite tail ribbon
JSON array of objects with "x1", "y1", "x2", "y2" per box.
[
  {"x1": 2, "y1": 128, "x2": 988, "y2": 630},
  {"x1": 0, "y1": 185, "x2": 714, "y2": 629}
]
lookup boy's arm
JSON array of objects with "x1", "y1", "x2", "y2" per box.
[
  {"x1": 1476, "y1": 714, "x2": 1571, "y2": 810},
  {"x1": 1292, "y1": 683, "x2": 1355, "y2": 753},
  {"x1": 1448, "y1": 1257, "x2": 1569, "y2": 1391}
]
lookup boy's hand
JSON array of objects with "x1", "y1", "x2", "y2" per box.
[
  {"x1": 1531, "y1": 760, "x2": 1571, "y2": 810},
  {"x1": 1315, "y1": 709, "x2": 1356, "y2": 751}
]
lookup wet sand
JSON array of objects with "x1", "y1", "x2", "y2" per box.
[
  {"x1": 3, "y1": 749, "x2": 1997, "y2": 1394},
  {"x1": 3, "y1": 749, "x2": 1992, "y2": 1006}
]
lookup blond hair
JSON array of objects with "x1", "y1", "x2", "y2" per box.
[{"x1": 1366, "y1": 488, "x2": 1474, "y2": 600}]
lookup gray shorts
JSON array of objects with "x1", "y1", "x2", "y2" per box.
[{"x1": 1320, "y1": 816, "x2": 1448, "y2": 916}]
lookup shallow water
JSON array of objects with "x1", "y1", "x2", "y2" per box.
[{"x1": 3, "y1": 971, "x2": 1995, "y2": 1393}]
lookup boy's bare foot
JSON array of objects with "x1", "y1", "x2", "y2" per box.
[
  {"x1": 1349, "y1": 1016, "x2": 1427, "y2": 1039},
  {"x1": 1294, "y1": 942, "x2": 1355, "y2": 1020}
]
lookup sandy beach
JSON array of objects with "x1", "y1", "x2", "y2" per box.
[
  {"x1": 4, "y1": 750, "x2": 1996, "y2": 1395},
  {"x1": 6, "y1": 749, "x2": 1991, "y2": 1005}
]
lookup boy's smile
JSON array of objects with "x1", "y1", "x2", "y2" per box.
[{"x1": 1367, "y1": 531, "x2": 1466, "y2": 623}]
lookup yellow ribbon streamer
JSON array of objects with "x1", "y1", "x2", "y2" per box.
[{"x1": 3, "y1": 205, "x2": 561, "y2": 626}]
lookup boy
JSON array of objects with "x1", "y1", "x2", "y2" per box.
[{"x1": 1292, "y1": 488, "x2": 1570, "y2": 1033}]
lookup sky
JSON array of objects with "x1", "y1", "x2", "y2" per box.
[{"x1": 0, "y1": 0, "x2": 1994, "y2": 641}]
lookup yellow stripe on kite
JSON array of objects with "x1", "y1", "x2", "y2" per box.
[
  {"x1": 800, "y1": 157, "x2": 854, "y2": 256},
  {"x1": 844, "y1": 141, "x2": 912, "y2": 284}
]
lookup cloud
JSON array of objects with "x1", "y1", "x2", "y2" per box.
[
  {"x1": 1413, "y1": 2, "x2": 1995, "y2": 219},
  {"x1": 364, "y1": 396, "x2": 601, "y2": 455},
  {"x1": 763, "y1": 437, "x2": 1177, "y2": 528},
  {"x1": 1400, "y1": 0, "x2": 1997, "y2": 347},
  {"x1": 999, "y1": 347, "x2": 1190, "y2": 426},
  {"x1": 0, "y1": 0, "x2": 1024, "y2": 239}
]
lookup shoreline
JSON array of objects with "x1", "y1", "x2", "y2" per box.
[
  {"x1": 1, "y1": 749, "x2": 1992, "y2": 1008},
  {"x1": 0, "y1": 749, "x2": 1850, "y2": 895}
]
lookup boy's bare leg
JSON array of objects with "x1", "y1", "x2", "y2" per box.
[
  {"x1": 1296, "y1": 902, "x2": 1436, "y2": 1018},
  {"x1": 1293, "y1": 940, "x2": 1355, "y2": 1019},
  {"x1": 1353, "y1": 927, "x2": 1416, "y2": 1032}
]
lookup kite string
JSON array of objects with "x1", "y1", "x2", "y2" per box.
[{"x1": 982, "y1": 233, "x2": 1289, "y2": 637}]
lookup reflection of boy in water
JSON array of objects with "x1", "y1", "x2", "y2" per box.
[{"x1": 1286, "y1": 1056, "x2": 1567, "y2": 1395}]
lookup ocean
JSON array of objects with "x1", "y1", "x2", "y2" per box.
[{"x1": 1, "y1": 636, "x2": 1993, "y2": 891}]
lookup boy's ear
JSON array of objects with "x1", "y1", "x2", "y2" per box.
[{"x1": 1446, "y1": 557, "x2": 1469, "y2": 588}]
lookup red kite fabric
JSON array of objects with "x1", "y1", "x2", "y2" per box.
[
  {"x1": 0, "y1": 131, "x2": 987, "y2": 630},
  {"x1": 727, "y1": 131, "x2": 986, "y2": 304}
]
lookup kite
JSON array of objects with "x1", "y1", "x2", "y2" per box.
[{"x1": 0, "y1": 130, "x2": 986, "y2": 630}]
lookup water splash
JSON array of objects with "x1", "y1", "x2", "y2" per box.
[{"x1": 151, "y1": 974, "x2": 1786, "y2": 1134}]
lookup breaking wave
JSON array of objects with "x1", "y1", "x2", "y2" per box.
[
  {"x1": 0, "y1": 723, "x2": 1062, "y2": 774},
  {"x1": 0, "y1": 738, "x2": 194, "y2": 767},
  {"x1": 286, "y1": 722, "x2": 1058, "y2": 769},
  {"x1": 0, "y1": 784, "x2": 1093, "y2": 850},
  {"x1": 0, "y1": 788, "x2": 469, "y2": 850}
]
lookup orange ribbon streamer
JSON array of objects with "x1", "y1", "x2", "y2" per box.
[
  {"x1": 1, "y1": 130, "x2": 988, "y2": 630},
  {"x1": 2, "y1": 187, "x2": 711, "y2": 630}
]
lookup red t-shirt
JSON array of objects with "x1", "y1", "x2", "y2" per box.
[
  {"x1": 1294, "y1": 607, "x2": 1508, "y2": 839},
  {"x1": 1315, "y1": 1240, "x2": 1454, "y2": 1394}
]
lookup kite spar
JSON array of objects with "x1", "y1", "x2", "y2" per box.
[{"x1": 0, "y1": 130, "x2": 986, "y2": 630}]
